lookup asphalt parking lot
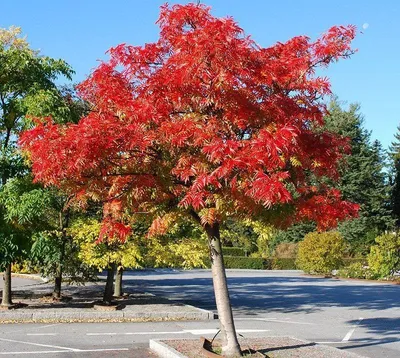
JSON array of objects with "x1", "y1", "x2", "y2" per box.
[
  {"x1": 122, "y1": 269, "x2": 400, "y2": 358},
  {"x1": 1, "y1": 270, "x2": 399, "y2": 357}
]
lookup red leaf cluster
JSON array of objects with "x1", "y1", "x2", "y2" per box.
[
  {"x1": 98, "y1": 218, "x2": 131, "y2": 244},
  {"x1": 20, "y1": 3, "x2": 358, "y2": 239}
]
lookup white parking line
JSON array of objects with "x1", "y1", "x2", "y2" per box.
[
  {"x1": 86, "y1": 329, "x2": 270, "y2": 336},
  {"x1": 185, "y1": 329, "x2": 270, "y2": 335},
  {"x1": 0, "y1": 338, "x2": 77, "y2": 352},
  {"x1": 0, "y1": 348, "x2": 130, "y2": 355},
  {"x1": 38, "y1": 323, "x2": 62, "y2": 329},
  {"x1": 0, "y1": 351, "x2": 66, "y2": 355},
  {"x1": 87, "y1": 331, "x2": 184, "y2": 336},
  {"x1": 0, "y1": 337, "x2": 130, "y2": 355},
  {"x1": 316, "y1": 339, "x2": 370, "y2": 345},
  {"x1": 3, "y1": 323, "x2": 63, "y2": 336},
  {"x1": 236, "y1": 317, "x2": 314, "y2": 325},
  {"x1": 27, "y1": 334, "x2": 58, "y2": 336},
  {"x1": 262, "y1": 319, "x2": 314, "y2": 325},
  {"x1": 342, "y1": 318, "x2": 364, "y2": 342},
  {"x1": 236, "y1": 318, "x2": 277, "y2": 321}
]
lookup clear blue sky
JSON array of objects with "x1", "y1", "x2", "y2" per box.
[{"x1": 2, "y1": 1, "x2": 399, "y2": 149}]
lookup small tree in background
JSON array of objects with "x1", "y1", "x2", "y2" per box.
[
  {"x1": 69, "y1": 218, "x2": 143, "y2": 303},
  {"x1": 0, "y1": 26, "x2": 73, "y2": 307},
  {"x1": 368, "y1": 233, "x2": 400, "y2": 278},
  {"x1": 297, "y1": 231, "x2": 346, "y2": 274},
  {"x1": 21, "y1": 4, "x2": 358, "y2": 355},
  {"x1": 145, "y1": 217, "x2": 208, "y2": 269},
  {"x1": 0, "y1": 177, "x2": 55, "y2": 304}
]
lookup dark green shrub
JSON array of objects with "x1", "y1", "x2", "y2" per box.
[
  {"x1": 223, "y1": 256, "x2": 264, "y2": 269},
  {"x1": 222, "y1": 247, "x2": 247, "y2": 257},
  {"x1": 263, "y1": 259, "x2": 272, "y2": 270},
  {"x1": 271, "y1": 258, "x2": 297, "y2": 270}
]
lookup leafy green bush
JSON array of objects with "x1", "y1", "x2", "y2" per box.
[
  {"x1": 341, "y1": 258, "x2": 367, "y2": 267},
  {"x1": 271, "y1": 258, "x2": 297, "y2": 270},
  {"x1": 367, "y1": 233, "x2": 400, "y2": 278},
  {"x1": 11, "y1": 260, "x2": 39, "y2": 274},
  {"x1": 222, "y1": 247, "x2": 247, "y2": 257},
  {"x1": 296, "y1": 231, "x2": 345, "y2": 274},
  {"x1": 337, "y1": 262, "x2": 372, "y2": 279},
  {"x1": 31, "y1": 230, "x2": 98, "y2": 284}
]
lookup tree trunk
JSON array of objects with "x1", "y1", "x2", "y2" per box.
[
  {"x1": 53, "y1": 238, "x2": 66, "y2": 299},
  {"x1": 1, "y1": 263, "x2": 13, "y2": 307},
  {"x1": 1, "y1": 139, "x2": 13, "y2": 308},
  {"x1": 53, "y1": 267, "x2": 62, "y2": 300},
  {"x1": 53, "y1": 208, "x2": 70, "y2": 299},
  {"x1": 114, "y1": 266, "x2": 123, "y2": 297},
  {"x1": 103, "y1": 264, "x2": 115, "y2": 304},
  {"x1": 206, "y1": 223, "x2": 241, "y2": 357}
]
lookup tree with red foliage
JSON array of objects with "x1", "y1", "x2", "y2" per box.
[{"x1": 21, "y1": 3, "x2": 358, "y2": 356}]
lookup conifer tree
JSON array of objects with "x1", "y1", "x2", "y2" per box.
[
  {"x1": 389, "y1": 124, "x2": 400, "y2": 227},
  {"x1": 325, "y1": 101, "x2": 393, "y2": 253}
]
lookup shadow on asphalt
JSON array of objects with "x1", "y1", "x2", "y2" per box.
[
  {"x1": 347, "y1": 317, "x2": 400, "y2": 336},
  {"x1": 259, "y1": 342, "x2": 316, "y2": 354},
  {"x1": 339, "y1": 337, "x2": 400, "y2": 350},
  {"x1": 9, "y1": 283, "x2": 181, "y2": 310},
  {"x1": 123, "y1": 275, "x2": 400, "y2": 314}
]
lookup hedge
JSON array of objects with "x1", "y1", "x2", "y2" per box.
[
  {"x1": 203, "y1": 255, "x2": 361, "y2": 270},
  {"x1": 223, "y1": 257, "x2": 297, "y2": 270},
  {"x1": 203, "y1": 256, "x2": 263, "y2": 269},
  {"x1": 271, "y1": 258, "x2": 297, "y2": 270},
  {"x1": 223, "y1": 256, "x2": 264, "y2": 269},
  {"x1": 222, "y1": 247, "x2": 247, "y2": 257}
]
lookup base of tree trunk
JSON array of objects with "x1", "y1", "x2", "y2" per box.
[
  {"x1": 0, "y1": 302, "x2": 26, "y2": 310},
  {"x1": 93, "y1": 301, "x2": 123, "y2": 311},
  {"x1": 2, "y1": 263, "x2": 13, "y2": 307},
  {"x1": 49, "y1": 295, "x2": 72, "y2": 303},
  {"x1": 206, "y1": 223, "x2": 241, "y2": 357},
  {"x1": 53, "y1": 275, "x2": 62, "y2": 300},
  {"x1": 0, "y1": 304, "x2": 16, "y2": 310},
  {"x1": 103, "y1": 264, "x2": 116, "y2": 304}
]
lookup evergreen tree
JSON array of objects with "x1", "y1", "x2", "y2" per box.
[
  {"x1": 324, "y1": 101, "x2": 393, "y2": 254},
  {"x1": 388, "y1": 124, "x2": 400, "y2": 227},
  {"x1": 273, "y1": 101, "x2": 392, "y2": 254}
]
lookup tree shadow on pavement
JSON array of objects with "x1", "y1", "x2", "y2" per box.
[
  {"x1": 339, "y1": 337, "x2": 400, "y2": 351},
  {"x1": 347, "y1": 317, "x2": 400, "y2": 336},
  {"x1": 123, "y1": 274, "x2": 400, "y2": 314}
]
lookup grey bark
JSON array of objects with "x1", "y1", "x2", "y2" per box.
[
  {"x1": 205, "y1": 223, "x2": 241, "y2": 357},
  {"x1": 53, "y1": 208, "x2": 70, "y2": 299},
  {"x1": 1, "y1": 263, "x2": 13, "y2": 306},
  {"x1": 114, "y1": 266, "x2": 123, "y2": 297},
  {"x1": 103, "y1": 264, "x2": 115, "y2": 303}
]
